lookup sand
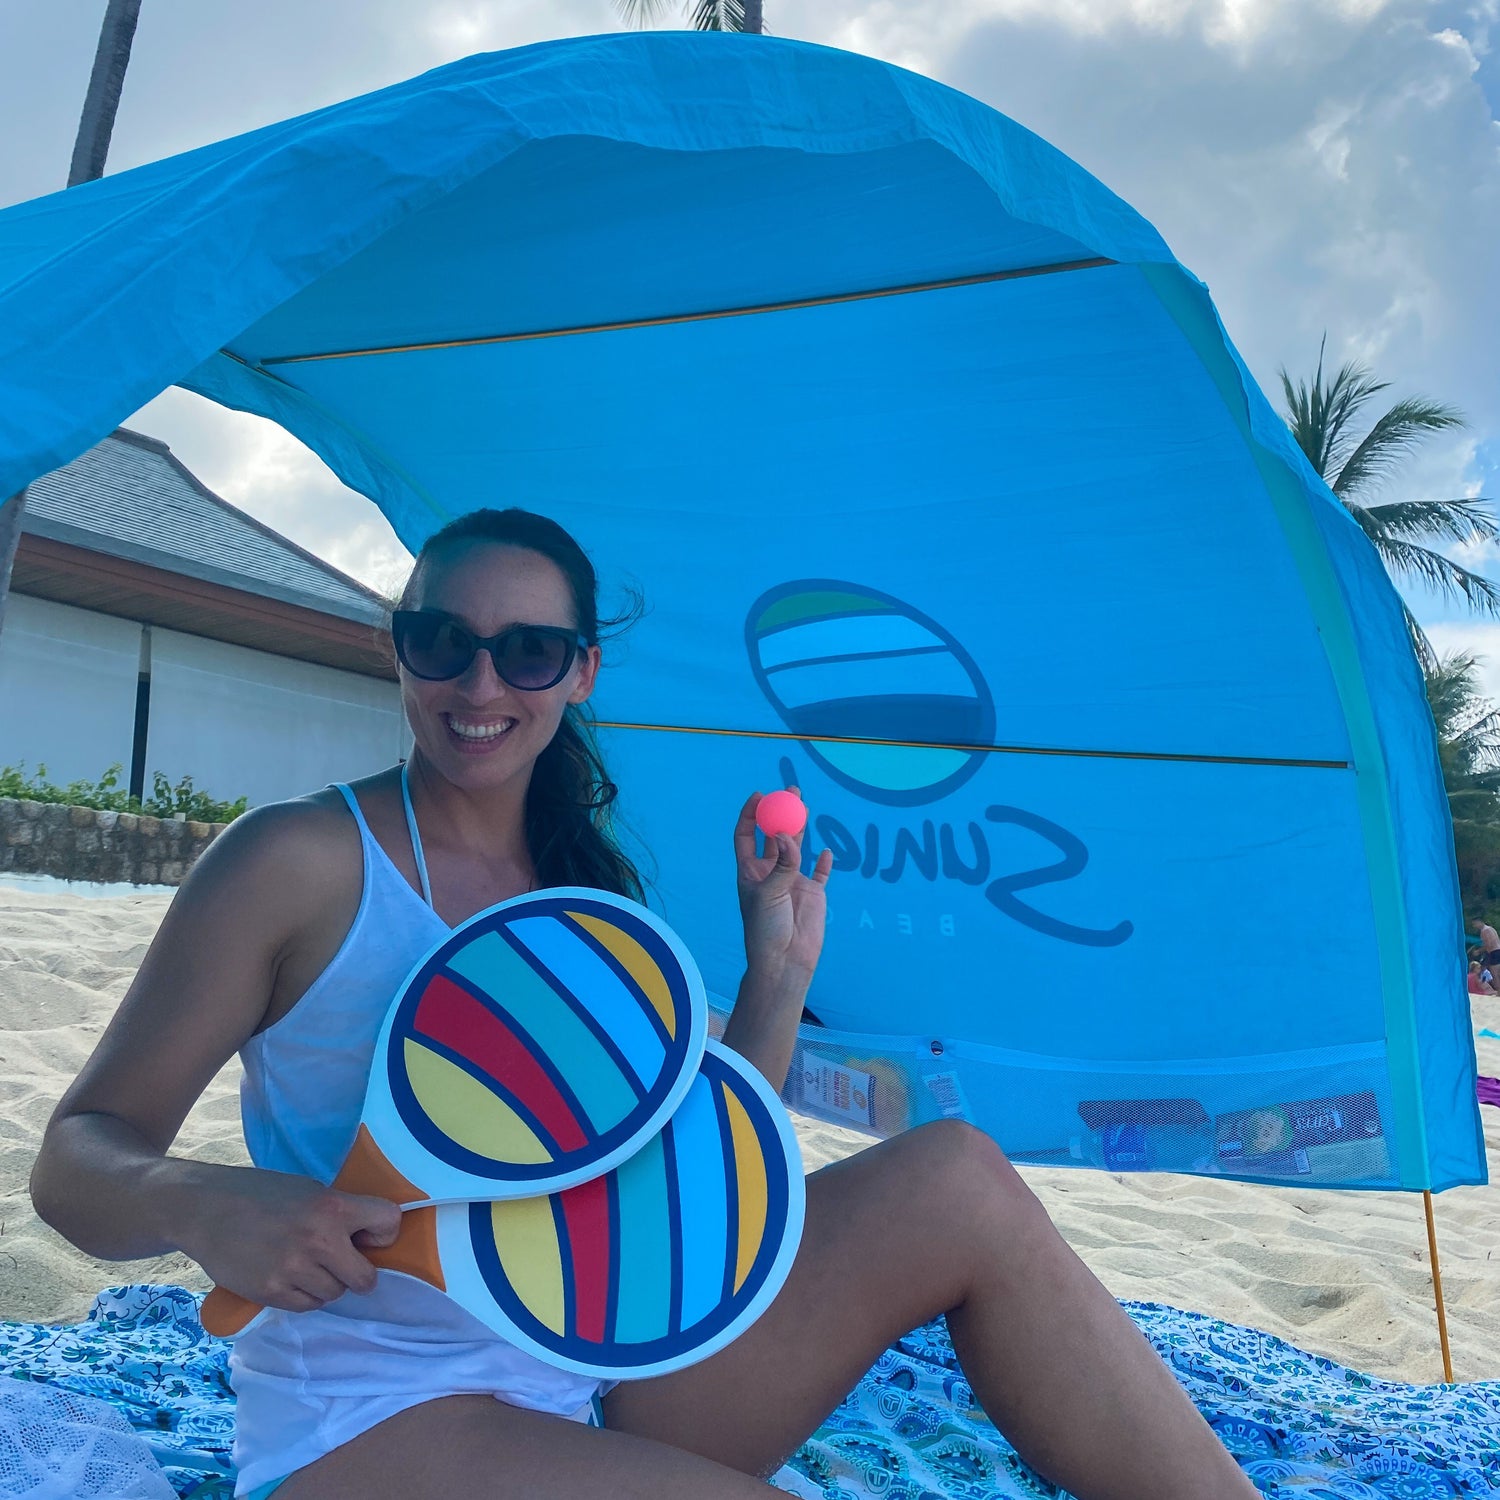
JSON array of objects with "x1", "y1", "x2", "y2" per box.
[{"x1": 3, "y1": 882, "x2": 1496, "y2": 1385}]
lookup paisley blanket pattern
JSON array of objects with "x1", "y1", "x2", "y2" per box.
[
  {"x1": 1, "y1": 1286, "x2": 1497, "y2": 1498},
  {"x1": 781, "y1": 1307, "x2": 1500, "y2": 1498}
]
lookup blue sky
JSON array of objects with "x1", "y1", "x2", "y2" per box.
[{"x1": 2, "y1": 0, "x2": 1496, "y2": 678}]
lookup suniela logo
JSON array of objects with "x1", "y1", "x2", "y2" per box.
[{"x1": 745, "y1": 580, "x2": 1132, "y2": 948}]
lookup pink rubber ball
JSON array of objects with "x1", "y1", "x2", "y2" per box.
[{"x1": 755, "y1": 789, "x2": 808, "y2": 838}]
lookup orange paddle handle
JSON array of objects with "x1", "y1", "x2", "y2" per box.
[
  {"x1": 199, "y1": 1130, "x2": 442, "y2": 1338},
  {"x1": 200, "y1": 1285, "x2": 262, "y2": 1337},
  {"x1": 200, "y1": 1208, "x2": 444, "y2": 1336}
]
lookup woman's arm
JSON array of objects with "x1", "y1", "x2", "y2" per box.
[
  {"x1": 30, "y1": 799, "x2": 400, "y2": 1311},
  {"x1": 720, "y1": 791, "x2": 832, "y2": 1090}
]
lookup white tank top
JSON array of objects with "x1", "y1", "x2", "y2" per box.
[{"x1": 230, "y1": 781, "x2": 603, "y2": 1493}]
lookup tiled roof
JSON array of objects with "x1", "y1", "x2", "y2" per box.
[{"x1": 22, "y1": 429, "x2": 389, "y2": 624}]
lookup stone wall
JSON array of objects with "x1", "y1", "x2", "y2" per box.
[{"x1": 0, "y1": 798, "x2": 227, "y2": 886}]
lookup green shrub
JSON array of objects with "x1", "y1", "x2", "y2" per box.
[{"x1": 0, "y1": 763, "x2": 248, "y2": 824}]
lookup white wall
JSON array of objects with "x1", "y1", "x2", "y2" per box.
[
  {"x1": 147, "y1": 629, "x2": 406, "y2": 808},
  {"x1": 0, "y1": 595, "x2": 142, "y2": 785}
]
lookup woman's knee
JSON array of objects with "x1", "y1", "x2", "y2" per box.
[{"x1": 901, "y1": 1120, "x2": 1037, "y2": 1212}]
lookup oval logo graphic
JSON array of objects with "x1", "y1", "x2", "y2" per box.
[
  {"x1": 379, "y1": 889, "x2": 707, "y2": 1200},
  {"x1": 746, "y1": 581, "x2": 995, "y2": 806},
  {"x1": 436, "y1": 1039, "x2": 804, "y2": 1379}
]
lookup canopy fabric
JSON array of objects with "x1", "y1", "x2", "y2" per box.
[{"x1": 0, "y1": 32, "x2": 1483, "y2": 1191}]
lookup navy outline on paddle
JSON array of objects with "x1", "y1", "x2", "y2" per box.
[
  {"x1": 462, "y1": 1049, "x2": 797, "y2": 1372},
  {"x1": 385, "y1": 897, "x2": 696, "y2": 1185},
  {"x1": 493, "y1": 921, "x2": 646, "y2": 1102},
  {"x1": 552, "y1": 907, "x2": 683, "y2": 1052},
  {"x1": 661, "y1": 1111, "x2": 686, "y2": 1340}
]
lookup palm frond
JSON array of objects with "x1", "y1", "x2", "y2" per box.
[
  {"x1": 1280, "y1": 338, "x2": 1389, "y2": 486},
  {"x1": 1401, "y1": 598, "x2": 1438, "y2": 674},
  {"x1": 1426, "y1": 653, "x2": 1500, "y2": 798},
  {"x1": 1425, "y1": 651, "x2": 1476, "y2": 735},
  {"x1": 1359, "y1": 496, "x2": 1500, "y2": 547},
  {"x1": 1332, "y1": 395, "x2": 1466, "y2": 502},
  {"x1": 1344, "y1": 499, "x2": 1390, "y2": 548},
  {"x1": 689, "y1": 0, "x2": 746, "y2": 28},
  {"x1": 618, "y1": 0, "x2": 748, "y2": 28},
  {"x1": 1374, "y1": 537, "x2": 1500, "y2": 615},
  {"x1": 615, "y1": 0, "x2": 679, "y2": 25}
]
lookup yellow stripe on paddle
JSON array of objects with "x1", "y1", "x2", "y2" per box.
[
  {"x1": 722, "y1": 1082, "x2": 767, "y2": 1293},
  {"x1": 403, "y1": 1038, "x2": 553, "y2": 1164},
  {"x1": 489, "y1": 1197, "x2": 567, "y2": 1335}
]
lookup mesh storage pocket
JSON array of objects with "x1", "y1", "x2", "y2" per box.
[{"x1": 709, "y1": 1000, "x2": 1400, "y2": 1189}]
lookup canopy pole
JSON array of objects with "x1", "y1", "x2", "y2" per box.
[
  {"x1": 262, "y1": 257, "x2": 1115, "y2": 366},
  {"x1": 1423, "y1": 1190, "x2": 1454, "y2": 1383}
]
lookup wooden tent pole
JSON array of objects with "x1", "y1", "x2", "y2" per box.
[{"x1": 1422, "y1": 1190, "x2": 1454, "y2": 1383}]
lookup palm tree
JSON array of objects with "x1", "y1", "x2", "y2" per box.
[
  {"x1": 616, "y1": 0, "x2": 764, "y2": 33},
  {"x1": 1426, "y1": 652, "x2": 1500, "y2": 823},
  {"x1": 1281, "y1": 340, "x2": 1499, "y2": 667},
  {"x1": 1425, "y1": 652, "x2": 1500, "y2": 921},
  {"x1": 0, "y1": 0, "x2": 143, "y2": 646}
]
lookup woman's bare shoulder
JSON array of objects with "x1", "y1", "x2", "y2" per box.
[
  {"x1": 174, "y1": 786, "x2": 368, "y2": 923},
  {"x1": 201, "y1": 787, "x2": 355, "y2": 865}
]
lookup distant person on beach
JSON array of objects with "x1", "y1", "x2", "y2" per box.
[
  {"x1": 31, "y1": 509, "x2": 1257, "y2": 1500},
  {"x1": 1468, "y1": 961, "x2": 1494, "y2": 996},
  {"x1": 1479, "y1": 921, "x2": 1500, "y2": 969}
]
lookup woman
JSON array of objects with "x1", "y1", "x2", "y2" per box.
[{"x1": 32, "y1": 509, "x2": 1256, "y2": 1499}]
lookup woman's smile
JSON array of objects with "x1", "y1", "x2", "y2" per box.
[{"x1": 441, "y1": 712, "x2": 518, "y2": 751}]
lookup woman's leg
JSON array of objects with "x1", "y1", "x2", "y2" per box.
[
  {"x1": 271, "y1": 1394, "x2": 778, "y2": 1499},
  {"x1": 607, "y1": 1120, "x2": 1257, "y2": 1500}
]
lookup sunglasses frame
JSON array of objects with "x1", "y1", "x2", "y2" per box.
[{"x1": 391, "y1": 609, "x2": 589, "y2": 690}]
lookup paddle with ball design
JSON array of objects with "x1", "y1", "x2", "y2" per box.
[
  {"x1": 363, "y1": 1040, "x2": 804, "y2": 1379},
  {"x1": 201, "y1": 887, "x2": 708, "y2": 1337}
]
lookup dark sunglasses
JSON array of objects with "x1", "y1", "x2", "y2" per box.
[{"x1": 391, "y1": 610, "x2": 588, "y2": 690}]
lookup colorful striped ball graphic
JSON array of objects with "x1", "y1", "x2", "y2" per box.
[
  {"x1": 386, "y1": 891, "x2": 705, "y2": 1195},
  {"x1": 746, "y1": 581, "x2": 995, "y2": 807},
  {"x1": 443, "y1": 1039, "x2": 803, "y2": 1378}
]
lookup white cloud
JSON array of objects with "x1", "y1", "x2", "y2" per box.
[
  {"x1": 1425, "y1": 621, "x2": 1500, "y2": 701},
  {"x1": 125, "y1": 389, "x2": 412, "y2": 598}
]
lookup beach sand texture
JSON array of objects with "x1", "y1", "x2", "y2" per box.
[{"x1": 3, "y1": 884, "x2": 1496, "y2": 1385}]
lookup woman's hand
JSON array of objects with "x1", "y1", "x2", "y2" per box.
[
  {"x1": 734, "y1": 788, "x2": 833, "y2": 980},
  {"x1": 722, "y1": 790, "x2": 834, "y2": 1090},
  {"x1": 182, "y1": 1164, "x2": 402, "y2": 1313}
]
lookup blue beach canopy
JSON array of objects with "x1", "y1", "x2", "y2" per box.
[{"x1": 0, "y1": 33, "x2": 1483, "y2": 1191}]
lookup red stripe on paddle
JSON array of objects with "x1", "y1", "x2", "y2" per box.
[
  {"x1": 559, "y1": 1174, "x2": 611, "y2": 1343},
  {"x1": 413, "y1": 975, "x2": 587, "y2": 1153}
]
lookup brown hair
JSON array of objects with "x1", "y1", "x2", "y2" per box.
[{"x1": 397, "y1": 508, "x2": 645, "y2": 901}]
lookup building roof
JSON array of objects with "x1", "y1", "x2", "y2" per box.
[
  {"x1": 14, "y1": 428, "x2": 398, "y2": 680},
  {"x1": 23, "y1": 428, "x2": 390, "y2": 625}
]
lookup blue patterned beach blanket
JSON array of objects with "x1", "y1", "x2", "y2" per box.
[{"x1": 1, "y1": 1285, "x2": 1497, "y2": 1498}]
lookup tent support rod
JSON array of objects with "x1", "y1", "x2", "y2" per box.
[
  {"x1": 1423, "y1": 1190, "x2": 1454, "y2": 1383},
  {"x1": 258, "y1": 256, "x2": 1116, "y2": 366},
  {"x1": 591, "y1": 718, "x2": 1349, "y2": 770}
]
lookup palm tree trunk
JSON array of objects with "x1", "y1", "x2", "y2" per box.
[
  {"x1": 68, "y1": 0, "x2": 143, "y2": 187},
  {"x1": 0, "y1": 0, "x2": 142, "y2": 647},
  {"x1": 743, "y1": 0, "x2": 764, "y2": 32}
]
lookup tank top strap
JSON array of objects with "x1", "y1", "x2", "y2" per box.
[
  {"x1": 332, "y1": 782, "x2": 366, "y2": 830},
  {"x1": 332, "y1": 779, "x2": 434, "y2": 912},
  {"x1": 400, "y1": 763, "x2": 435, "y2": 909}
]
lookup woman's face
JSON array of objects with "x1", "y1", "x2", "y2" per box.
[{"x1": 400, "y1": 541, "x2": 600, "y2": 791}]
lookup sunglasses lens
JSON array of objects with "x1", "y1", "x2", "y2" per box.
[
  {"x1": 395, "y1": 613, "x2": 475, "y2": 680},
  {"x1": 496, "y1": 627, "x2": 574, "y2": 690}
]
